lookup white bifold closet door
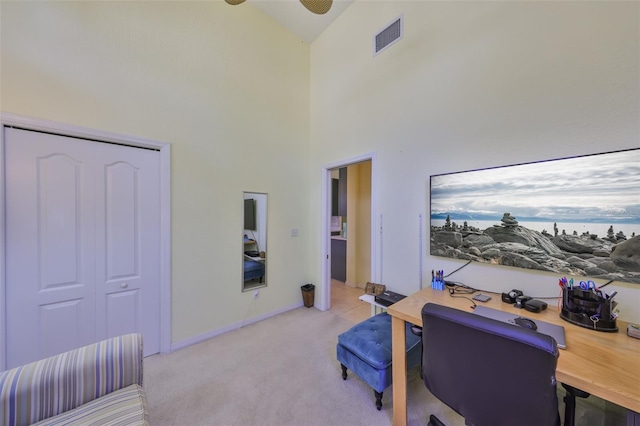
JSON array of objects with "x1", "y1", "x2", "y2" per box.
[{"x1": 5, "y1": 127, "x2": 160, "y2": 368}]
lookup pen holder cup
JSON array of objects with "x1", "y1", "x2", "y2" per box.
[{"x1": 560, "y1": 288, "x2": 617, "y2": 332}]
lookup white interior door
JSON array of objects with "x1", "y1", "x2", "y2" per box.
[
  {"x1": 93, "y1": 142, "x2": 160, "y2": 349},
  {"x1": 5, "y1": 129, "x2": 96, "y2": 366},
  {"x1": 5, "y1": 128, "x2": 160, "y2": 368}
]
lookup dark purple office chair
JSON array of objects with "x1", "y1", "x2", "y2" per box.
[{"x1": 416, "y1": 303, "x2": 561, "y2": 426}]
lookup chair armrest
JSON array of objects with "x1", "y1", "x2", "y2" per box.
[
  {"x1": 0, "y1": 333, "x2": 143, "y2": 426},
  {"x1": 410, "y1": 325, "x2": 423, "y2": 337}
]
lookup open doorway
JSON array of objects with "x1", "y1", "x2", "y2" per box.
[{"x1": 321, "y1": 153, "x2": 377, "y2": 321}]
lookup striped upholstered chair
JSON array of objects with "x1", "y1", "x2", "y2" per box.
[{"x1": 0, "y1": 333, "x2": 148, "y2": 426}]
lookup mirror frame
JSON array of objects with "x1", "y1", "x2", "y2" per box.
[{"x1": 242, "y1": 192, "x2": 268, "y2": 292}]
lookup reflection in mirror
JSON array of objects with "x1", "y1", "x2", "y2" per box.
[{"x1": 242, "y1": 192, "x2": 267, "y2": 291}]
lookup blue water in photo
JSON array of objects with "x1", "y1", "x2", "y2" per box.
[{"x1": 430, "y1": 219, "x2": 638, "y2": 239}]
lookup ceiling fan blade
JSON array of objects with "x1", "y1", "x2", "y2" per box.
[
  {"x1": 299, "y1": 0, "x2": 332, "y2": 15},
  {"x1": 225, "y1": 0, "x2": 246, "y2": 5}
]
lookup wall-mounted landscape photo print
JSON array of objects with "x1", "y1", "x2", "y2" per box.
[{"x1": 430, "y1": 149, "x2": 640, "y2": 284}]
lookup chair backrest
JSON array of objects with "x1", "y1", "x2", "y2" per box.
[{"x1": 420, "y1": 303, "x2": 560, "y2": 426}]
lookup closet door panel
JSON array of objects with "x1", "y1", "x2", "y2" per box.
[
  {"x1": 5, "y1": 128, "x2": 96, "y2": 368},
  {"x1": 94, "y1": 143, "x2": 161, "y2": 356}
]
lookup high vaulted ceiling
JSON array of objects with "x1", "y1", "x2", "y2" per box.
[{"x1": 249, "y1": 0, "x2": 355, "y2": 43}]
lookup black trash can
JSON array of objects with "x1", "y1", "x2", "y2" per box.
[{"x1": 301, "y1": 284, "x2": 315, "y2": 308}]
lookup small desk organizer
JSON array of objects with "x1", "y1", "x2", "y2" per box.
[{"x1": 560, "y1": 287, "x2": 618, "y2": 332}]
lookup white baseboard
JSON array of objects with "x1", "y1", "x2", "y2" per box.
[{"x1": 169, "y1": 301, "x2": 304, "y2": 352}]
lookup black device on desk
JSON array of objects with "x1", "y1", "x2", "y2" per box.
[
  {"x1": 515, "y1": 295, "x2": 532, "y2": 309},
  {"x1": 525, "y1": 299, "x2": 547, "y2": 313},
  {"x1": 501, "y1": 289, "x2": 523, "y2": 304},
  {"x1": 375, "y1": 290, "x2": 406, "y2": 307}
]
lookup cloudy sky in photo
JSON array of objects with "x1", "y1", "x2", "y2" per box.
[{"x1": 431, "y1": 149, "x2": 640, "y2": 223}]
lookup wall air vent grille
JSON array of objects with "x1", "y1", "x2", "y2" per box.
[{"x1": 374, "y1": 15, "x2": 403, "y2": 56}]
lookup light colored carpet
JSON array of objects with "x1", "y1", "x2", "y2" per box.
[
  {"x1": 144, "y1": 307, "x2": 626, "y2": 426},
  {"x1": 144, "y1": 307, "x2": 461, "y2": 426}
]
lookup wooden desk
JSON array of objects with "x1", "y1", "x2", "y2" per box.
[{"x1": 387, "y1": 287, "x2": 640, "y2": 426}]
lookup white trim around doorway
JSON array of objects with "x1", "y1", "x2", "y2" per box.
[
  {"x1": 320, "y1": 152, "x2": 377, "y2": 311},
  {"x1": 0, "y1": 112, "x2": 172, "y2": 370}
]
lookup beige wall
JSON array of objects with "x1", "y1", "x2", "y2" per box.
[
  {"x1": 345, "y1": 162, "x2": 372, "y2": 288},
  {"x1": 2, "y1": 0, "x2": 639, "y2": 345},
  {"x1": 310, "y1": 1, "x2": 640, "y2": 322},
  {"x1": 1, "y1": 1, "x2": 312, "y2": 344}
]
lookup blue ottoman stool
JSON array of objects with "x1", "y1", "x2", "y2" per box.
[{"x1": 336, "y1": 312, "x2": 422, "y2": 410}]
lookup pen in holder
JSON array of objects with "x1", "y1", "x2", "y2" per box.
[
  {"x1": 431, "y1": 270, "x2": 445, "y2": 291},
  {"x1": 560, "y1": 287, "x2": 618, "y2": 332}
]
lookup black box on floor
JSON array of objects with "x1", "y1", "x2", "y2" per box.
[{"x1": 375, "y1": 291, "x2": 407, "y2": 307}]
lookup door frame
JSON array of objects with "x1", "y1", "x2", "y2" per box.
[
  {"x1": 320, "y1": 152, "x2": 377, "y2": 311},
  {"x1": 0, "y1": 112, "x2": 172, "y2": 370}
]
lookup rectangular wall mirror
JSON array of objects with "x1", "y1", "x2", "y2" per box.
[{"x1": 242, "y1": 192, "x2": 267, "y2": 291}]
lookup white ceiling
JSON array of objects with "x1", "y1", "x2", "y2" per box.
[{"x1": 249, "y1": 0, "x2": 355, "y2": 43}]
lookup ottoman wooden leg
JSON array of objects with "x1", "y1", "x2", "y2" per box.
[
  {"x1": 375, "y1": 390, "x2": 383, "y2": 410},
  {"x1": 341, "y1": 364, "x2": 348, "y2": 380}
]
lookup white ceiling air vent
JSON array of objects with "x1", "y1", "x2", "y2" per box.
[{"x1": 374, "y1": 14, "x2": 403, "y2": 56}]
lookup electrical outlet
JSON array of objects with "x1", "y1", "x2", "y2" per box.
[
  {"x1": 253, "y1": 289, "x2": 259, "y2": 299},
  {"x1": 291, "y1": 228, "x2": 299, "y2": 237}
]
